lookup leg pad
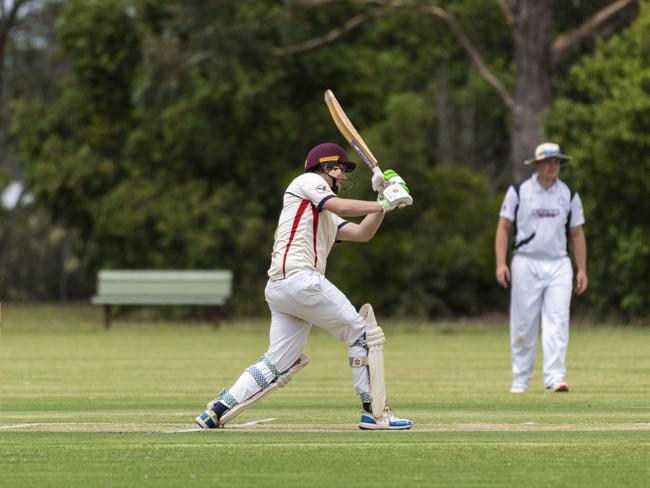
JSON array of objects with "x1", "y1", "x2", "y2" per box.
[
  {"x1": 211, "y1": 354, "x2": 310, "y2": 428},
  {"x1": 359, "y1": 304, "x2": 387, "y2": 419}
]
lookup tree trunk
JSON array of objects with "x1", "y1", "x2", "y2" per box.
[
  {"x1": 460, "y1": 89, "x2": 476, "y2": 170},
  {"x1": 435, "y1": 63, "x2": 453, "y2": 165},
  {"x1": 510, "y1": 0, "x2": 553, "y2": 183}
]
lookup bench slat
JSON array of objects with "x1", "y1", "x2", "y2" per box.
[
  {"x1": 91, "y1": 270, "x2": 233, "y2": 328},
  {"x1": 98, "y1": 270, "x2": 232, "y2": 282},
  {"x1": 91, "y1": 296, "x2": 227, "y2": 305},
  {"x1": 96, "y1": 270, "x2": 232, "y2": 298},
  {"x1": 97, "y1": 282, "x2": 231, "y2": 297}
]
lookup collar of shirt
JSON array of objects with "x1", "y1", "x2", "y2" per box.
[{"x1": 533, "y1": 172, "x2": 558, "y2": 193}]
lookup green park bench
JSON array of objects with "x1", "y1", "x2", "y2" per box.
[{"x1": 91, "y1": 270, "x2": 233, "y2": 329}]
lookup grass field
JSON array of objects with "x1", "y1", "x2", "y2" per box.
[{"x1": 1, "y1": 304, "x2": 649, "y2": 487}]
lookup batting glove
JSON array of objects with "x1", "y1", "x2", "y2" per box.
[
  {"x1": 371, "y1": 167, "x2": 387, "y2": 194},
  {"x1": 382, "y1": 169, "x2": 412, "y2": 208},
  {"x1": 377, "y1": 195, "x2": 394, "y2": 213},
  {"x1": 383, "y1": 169, "x2": 410, "y2": 194},
  {"x1": 383, "y1": 182, "x2": 413, "y2": 209}
]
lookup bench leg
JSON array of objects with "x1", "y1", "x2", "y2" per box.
[{"x1": 104, "y1": 305, "x2": 112, "y2": 329}]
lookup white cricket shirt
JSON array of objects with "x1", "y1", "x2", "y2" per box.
[
  {"x1": 500, "y1": 173, "x2": 585, "y2": 259},
  {"x1": 267, "y1": 173, "x2": 348, "y2": 280}
]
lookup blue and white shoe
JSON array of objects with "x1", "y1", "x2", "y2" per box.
[
  {"x1": 195, "y1": 409, "x2": 220, "y2": 429},
  {"x1": 196, "y1": 393, "x2": 234, "y2": 429},
  {"x1": 359, "y1": 407, "x2": 413, "y2": 430}
]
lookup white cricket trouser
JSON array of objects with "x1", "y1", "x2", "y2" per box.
[
  {"x1": 510, "y1": 255, "x2": 573, "y2": 388},
  {"x1": 229, "y1": 269, "x2": 370, "y2": 403}
]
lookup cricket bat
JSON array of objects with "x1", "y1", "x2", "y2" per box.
[{"x1": 324, "y1": 89, "x2": 380, "y2": 172}]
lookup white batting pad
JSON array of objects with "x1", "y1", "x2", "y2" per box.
[
  {"x1": 218, "y1": 354, "x2": 310, "y2": 427},
  {"x1": 359, "y1": 304, "x2": 387, "y2": 419}
]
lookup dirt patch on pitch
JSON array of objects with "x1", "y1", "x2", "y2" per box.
[{"x1": 2, "y1": 422, "x2": 650, "y2": 433}]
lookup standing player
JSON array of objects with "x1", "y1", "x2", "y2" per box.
[
  {"x1": 495, "y1": 142, "x2": 588, "y2": 393},
  {"x1": 196, "y1": 143, "x2": 414, "y2": 429}
]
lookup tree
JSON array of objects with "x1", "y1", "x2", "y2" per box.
[
  {"x1": 0, "y1": 0, "x2": 36, "y2": 102},
  {"x1": 10, "y1": 1, "x2": 305, "y2": 311},
  {"x1": 8, "y1": 0, "x2": 142, "y2": 296},
  {"x1": 0, "y1": 0, "x2": 68, "y2": 299},
  {"x1": 8, "y1": 0, "x2": 643, "y2": 320},
  {"x1": 0, "y1": 0, "x2": 38, "y2": 254},
  {"x1": 547, "y1": 3, "x2": 650, "y2": 321},
  {"x1": 277, "y1": 0, "x2": 638, "y2": 182}
]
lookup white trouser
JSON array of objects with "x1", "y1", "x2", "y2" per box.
[
  {"x1": 510, "y1": 255, "x2": 573, "y2": 388},
  {"x1": 229, "y1": 269, "x2": 369, "y2": 403}
]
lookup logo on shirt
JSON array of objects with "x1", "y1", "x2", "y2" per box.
[
  {"x1": 315, "y1": 185, "x2": 329, "y2": 193},
  {"x1": 532, "y1": 208, "x2": 560, "y2": 218}
]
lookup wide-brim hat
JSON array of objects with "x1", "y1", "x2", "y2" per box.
[
  {"x1": 524, "y1": 142, "x2": 571, "y2": 165},
  {"x1": 304, "y1": 143, "x2": 357, "y2": 172}
]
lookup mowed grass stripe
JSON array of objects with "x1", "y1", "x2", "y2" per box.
[
  {"x1": 2, "y1": 422, "x2": 650, "y2": 433},
  {"x1": 1, "y1": 304, "x2": 649, "y2": 487}
]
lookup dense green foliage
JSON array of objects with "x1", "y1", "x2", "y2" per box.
[
  {"x1": 2, "y1": 1, "x2": 645, "y2": 319},
  {"x1": 8, "y1": 0, "x2": 508, "y2": 316},
  {"x1": 330, "y1": 164, "x2": 501, "y2": 317},
  {"x1": 548, "y1": 4, "x2": 650, "y2": 320}
]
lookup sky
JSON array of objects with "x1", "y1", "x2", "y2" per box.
[{"x1": 1, "y1": 181, "x2": 32, "y2": 208}]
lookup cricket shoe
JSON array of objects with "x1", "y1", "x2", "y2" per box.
[
  {"x1": 359, "y1": 408, "x2": 413, "y2": 430},
  {"x1": 546, "y1": 382, "x2": 570, "y2": 393},
  {"x1": 195, "y1": 409, "x2": 220, "y2": 429},
  {"x1": 195, "y1": 400, "x2": 230, "y2": 429},
  {"x1": 510, "y1": 384, "x2": 528, "y2": 393}
]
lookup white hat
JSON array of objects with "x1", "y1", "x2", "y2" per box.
[{"x1": 524, "y1": 142, "x2": 571, "y2": 165}]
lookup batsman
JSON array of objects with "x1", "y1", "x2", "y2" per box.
[{"x1": 196, "y1": 142, "x2": 413, "y2": 430}]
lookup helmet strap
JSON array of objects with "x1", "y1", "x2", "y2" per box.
[
  {"x1": 319, "y1": 164, "x2": 337, "y2": 193},
  {"x1": 329, "y1": 175, "x2": 340, "y2": 195},
  {"x1": 324, "y1": 168, "x2": 354, "y2": 195}
]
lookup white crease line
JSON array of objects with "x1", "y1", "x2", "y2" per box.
[
  {"x1": 229, "y1": 417, "x2": 278, "y2": 428},
  {"x1": 0, "y1": 423, "x2": 41, "y2": 430},
  {"x1": 169, "y1": 417, "x2": 278, "y2": 433},
  {"x1": 170, "y1": 427, "x2": 203, "y2": 433}
]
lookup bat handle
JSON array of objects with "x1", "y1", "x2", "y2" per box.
[{"x1": 350, "y1": 140, "x2": 378, "y2": 171}]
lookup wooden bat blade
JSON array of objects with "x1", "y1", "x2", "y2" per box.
[{"x1": 324, "y1": 89, "x2": 379, "y2": 170}]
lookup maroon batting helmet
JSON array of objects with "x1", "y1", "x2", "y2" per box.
[{"x1": 304, "y1": 143, "x2": 356, "y2": 173}]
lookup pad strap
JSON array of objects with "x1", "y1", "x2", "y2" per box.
[
  {"x1": 261, "y1": 355, "x2": 281, "y2": 378},
  {"x1": 247, "y1": 366, "x2": 270, "y2": 390},
  {"x1": 217, "y1": 388, "x2": 239, "y2": 408}
]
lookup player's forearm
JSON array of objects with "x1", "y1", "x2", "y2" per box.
[
  {"x1": 495, "y1": 227, "x2": 509, "y2": 267},
  {"x1": 324, "y1": 197, "x2": 382, "y2": 217},
  {"x1": 572, "y1": 232, "x2": 587, "y2": 272},
  {"x1": 354, "y1": 212, "x2": 385, "y2": 241},
  {"x1": 336, "y1": 212, "x2": 385, "y2": 242}
]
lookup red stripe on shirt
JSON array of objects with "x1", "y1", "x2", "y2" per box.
[
  {"x1": 311, "y1": 204, "x2": 319, "y2": 268},
  {"x1": 282, "y1": 199, "x2": 311, "y2": 278}
]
